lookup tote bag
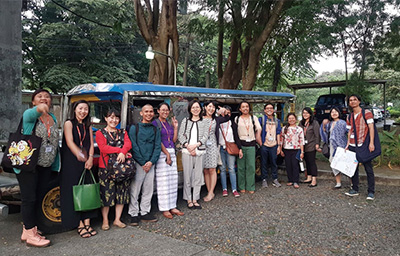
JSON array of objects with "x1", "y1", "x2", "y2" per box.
[
  {"x1": 1, "y1": 118, "x2": 42, "y2": 172},
  {"x1": 72, "y1": 169, "x2": 101, "y2": 211}
]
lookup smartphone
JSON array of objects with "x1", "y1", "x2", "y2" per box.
[{"x1": 165, "y1": 158, "x2": 173, "y2": 166}]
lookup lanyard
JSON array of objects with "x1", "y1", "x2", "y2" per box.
[
  {"x1": 39, "y1": 115, "x2": 51, "y2": 139},
  {"x1": 266, "y1": 119, "x2": 275, "y2": 136},
  {"x1": 208, "y1": 119, "x2": 214, "y2": 132},
  {"x1": 76, "y1": 124, "x2": 86, "y2": 149},
  {"x1": 303, "y1": 122, "x2": 310, "y2": 137},
  {"x1": 243, "y1": 116, "x2": 251, "y2": 136},
  {"x1": 159, "y1": 119, "x2": 172, "y2": 145}
]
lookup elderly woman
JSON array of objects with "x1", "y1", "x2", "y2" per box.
[
  {"x1": 96, "y1": 109, "x2": 132, "y2": 230},
  {"x1": 178, "y1": 100, "x2": 210, "y2": 210},
  {"x1": 14, "y1": 89, "x2": 59, "y2": 247}
]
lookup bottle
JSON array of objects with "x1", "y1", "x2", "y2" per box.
[{"x1": 299, "y1": 160, "x2": 305, "y2": 172}]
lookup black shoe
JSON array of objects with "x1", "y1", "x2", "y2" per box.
[
  {"x1": 193, "y1": 203, "x2": 202, "y2": 210},
  {"x1": 141, "y1": 213, "x2": 158, "y2": 223},
  {"x1": 130, "y1": 216, "x2": 140, "y2": 226},
  {"x1": 308, "y1": 184, "x2": 318, "y2": 187}
]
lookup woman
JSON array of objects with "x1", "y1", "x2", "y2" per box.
[
  {"x1": 152, "y1": 103, "x2": 184, "y2": 219},
  {"x1": 321, "y1": 107, "x2": 347, "y2": 189},
  {"x1": 217, "y1": 106, "x2": 241, "y2": 198},
  {"x1": 60, "y1": 100, "x2": 97, "y2": 238},
  {"x1": 178, "y1": 100, "x2": 210, "y2": 209},
  {"x1": 96, "y1": 109, "x2": 132, "y2": 230},
  {"x1": 234, "y1": 101, "x2": 261, "y2": 194},
  {"x1": 15, "y1": 89, "x2": 58, "y2": 247},
  {"x1": 299, "y1": 107, "x2": 321, "y2": 187},
  {"x1": 202, "y1": 101, "x2": 229, "y2": 202},
  {"x1": 280, "y1": 113, "x2": 304, "y2": 189}
]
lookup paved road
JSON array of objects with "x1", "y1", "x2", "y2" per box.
[{"x1": 1, "y1": 175, "x2": 399, "y2": 256}]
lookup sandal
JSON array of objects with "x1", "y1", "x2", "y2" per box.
[
  {"x1": 187, "y1": 202, "x2": 194, "y2": 209},
  {"x1": 193, "y1": 202, "x2": 202, "y2": 209},
  {"x1": 84, "y1": 225, "x2": 97, "y2": 236},
  {"x1": 77, "y1": 226, "x2": 91, "y2": 238}
]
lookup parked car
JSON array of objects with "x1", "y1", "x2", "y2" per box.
[
  {"x1": 314, "y1": 94, "x2": 348, "y2": 123},
  {"x1": 372, "y1": 107, "x2": 383, "y2": 123}
]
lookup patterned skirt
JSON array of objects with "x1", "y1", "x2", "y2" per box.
[
  {"x1": 98, "y1": 167, "x2": 131, "y2": 207},
  {"x1": 155, "y1": 148, "x2": 178, "y2": 211}
]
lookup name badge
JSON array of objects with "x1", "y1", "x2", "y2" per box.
[
  {"x1": 206, "y1": 140, "x2": 212, "y2": 147},
  {"x1": 304, "y1": 140, "x2": 308, "y2": 144},
  {"x1": 246, "y1": 138, "x2": 251, "y2": 142},
  {"x1": 350, "y1": 134, "x2": 354, "y2": 139},
  {"x1": 45, "y1": 146, "x2": 53, "y2": 153},
  {"x1": 268, "y1": 136, "x2": 274, "y2": 142}
]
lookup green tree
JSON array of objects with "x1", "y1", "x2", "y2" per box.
[{"x1": 22, "y1": 0, "x2": 147, "y2": 93}]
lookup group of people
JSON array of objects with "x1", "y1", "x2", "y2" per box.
[{"x1": 14, "y1": 89, "x2": 377, "y2": 248}]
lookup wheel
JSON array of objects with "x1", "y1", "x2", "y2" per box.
[{"x1": 36, "y1": 177, "x2": 64, "y2": 234}]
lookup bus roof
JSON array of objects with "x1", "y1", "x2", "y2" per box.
[{"x1": 67, "y1": 83, "x2": 295, "y2": 102}]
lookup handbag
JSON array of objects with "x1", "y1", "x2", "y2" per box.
[
  {"x1": 100, "y1": 129, "x2": 136, "y2": 182},
  {"x1": 103, "y1": 153, "x2": 136, "y2": 182},
  {"x1": 352, "y1": 109, "x2": 381, "y2": 163},
  {"x1": 220, "y1": 125, "x2": 240, "y2": 156},
  {"x1": 1, "y1": 118, "x2": 42, "y2": 172},
  {"x1": 322, "y1": 143, "x2": 330, "y2": 159},
  {"x1": 72, "y1": 169, "x2": 101, "y2": 211}
]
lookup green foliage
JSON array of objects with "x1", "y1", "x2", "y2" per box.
[
  {"x1": 338, "y1": 72, "x2": 373, "y2": 103},
  {"x1": 22, "y1": 0, "x2": 148, "y2": 93},
  {"x1": 390, "y1": 110, "x2": 400, "y2": 118},
  {"x1": 379, "y1": 129, "x2": 400, "y2": 166}
]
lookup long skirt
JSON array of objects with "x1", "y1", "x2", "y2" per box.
[{"x1": 155, "y1": 148, "x2": 178, "y2": 211}]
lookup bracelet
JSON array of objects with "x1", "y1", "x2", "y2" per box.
[{"x1": 89, "y1": 154, "x2": 94, "y2": 157}]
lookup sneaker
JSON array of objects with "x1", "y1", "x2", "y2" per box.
[
  {"x1": 130, "y1": 216, "x2": 140, "y2": 226},
  {"x1": 233, "y1": 190, "x2": 240, "y2": 198},
  {"x1": 262, "y1": 179, "x2": 268, "y2": 188},
  {"x1": 345, "y1": 189, "x2": 359, "y2": 197},
  {"x1": 272, "y1": 179, "x2": 281, "y2": 187},
  {"x1": 222, "y1": 189, "x2": 228, "y2": 197},
  {"x1": 334, "y1": 183, "x2": 342, "y2": 189},
  {"x1": 366, "y1": 193, "x2": 375, "y2": 200},
  {"x1": 141, "y1": 213, "x2": 158, "y2": 223}
]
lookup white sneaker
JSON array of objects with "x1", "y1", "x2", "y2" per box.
[{"x1": 262, "y1": 179, "x2": 268, "y2": 188}]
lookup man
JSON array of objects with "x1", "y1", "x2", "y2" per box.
[
  {"x1": 345, "y1": 95, "x2": 376, "y2": 200},
  {"x1": 259, "y1": 103, "x2": 282, "y2": 188},
  {"x1": 128, "y1": 104, "x2": 161, "y2": 225}
]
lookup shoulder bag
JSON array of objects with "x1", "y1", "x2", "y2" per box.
[
  {"x1": 220, "y1": 125, "x2": 239, "y2": 156},
  {"x1": 101, "y1": 129, "x2": 136, "y2": 182},
  {"x1": 1, "y1": 118, "x2": 42, "y2": 172}
]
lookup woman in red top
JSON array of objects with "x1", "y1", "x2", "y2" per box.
[{"x1": 95, "y1": 109, "x2": 132, "y2": 231}]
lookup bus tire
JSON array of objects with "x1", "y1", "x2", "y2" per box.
[{"x1": 36, "y1": 178, "x2": 64, "y2": 234}]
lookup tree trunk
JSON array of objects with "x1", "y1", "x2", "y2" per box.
[
  {"x1": 272, "y1": 54, "x2": 283, "y2": 92},
  {"x1": 133, "y1": 0, "x2": 179, "y2": 85},
  {"x1": 218, "y1": 0, "x2": 289, "y2": 90}
]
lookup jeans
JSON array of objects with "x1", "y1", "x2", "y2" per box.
[
  {"x1": 260, "y1": 145, "x2": 278, "y2": 180},
  {"x1": 349, "y1": 146, "x2": 375, "y2": 194},
  {"x1": 220, "y1": 147, "x2": 237, "y2": 191}
]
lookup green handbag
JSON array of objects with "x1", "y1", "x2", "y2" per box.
[{"x1": 72, "y1": 169, "x2": 101, "y2": 211}]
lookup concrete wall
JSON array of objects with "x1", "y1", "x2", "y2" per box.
[{"x1": 0, "y1": 0, "x2": 22, "y2": 141}]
